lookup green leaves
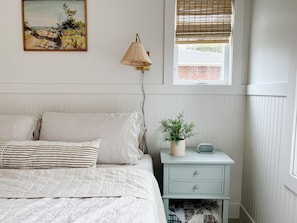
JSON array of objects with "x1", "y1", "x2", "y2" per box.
[{"x1": 160, "y1": 112, "x2": 195, "y2": 143}]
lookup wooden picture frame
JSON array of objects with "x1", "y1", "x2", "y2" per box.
[{"x1": 22, "y1": 0, "x2": 87, "y2": 51}]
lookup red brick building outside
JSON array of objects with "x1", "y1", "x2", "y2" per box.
[
  {"x1": 178, "y1": 65, "x2": 221, "y2": 80},
  {"x1": 177, "y1": 46, "x2": 223, "y2": 81}
]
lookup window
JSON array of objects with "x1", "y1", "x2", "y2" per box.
[
  {"x1": 292, "y1": 146, "x2": 297, "y2": 179},
  {"x1": 174, "y1": 0, "x2": 233, "y2": 85},
  {"x1": 292, "y1": 86, "x2": 297, "y2": 178},
  {"x1": 284, "y1": 73, "x2": 297, "y2": 195}
]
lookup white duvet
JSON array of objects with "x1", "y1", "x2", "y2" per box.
[{"x1": 0, "y1": 167, "x2": 166, "y2": 223}]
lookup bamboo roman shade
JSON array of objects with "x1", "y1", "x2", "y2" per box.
[{"x1": 176, "y1": 0, "x2": 233, "y2": 44}]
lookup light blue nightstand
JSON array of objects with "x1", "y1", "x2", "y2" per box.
[{"x1": 160, "y1": 148, "x2": 234, "y2": 223}]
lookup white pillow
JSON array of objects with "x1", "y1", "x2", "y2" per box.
[
  {"x1": 39, "y1": 112, "x2": 143, "y2": 164},
  {"x1": 0, "y1": 139, "x2": 101, "y2": 169},
  {"x1": 0, "y1": 115, "x2": 40, "y2": 140}
]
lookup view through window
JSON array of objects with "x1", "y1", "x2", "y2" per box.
[{"x1": 176, "y1": 44, "x2": 228, "y2": 84}]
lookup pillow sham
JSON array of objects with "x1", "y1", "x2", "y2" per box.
[
  {"x1": 0, "y1": 139, "x2": 100, "y2": 169},
  {"x1": 0, "y1": 115, "x2": 40, "y2": 140},
  {"x1": 39, "y1": 112, "x2": 143, "y2": 164}
]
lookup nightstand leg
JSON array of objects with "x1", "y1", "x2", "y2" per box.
[
  {"x1": 222, "y1": 199, "x2": 229, "y2": 223},
  {"x1": 163, "y1": 198, "x2": 169, "y2": 220}
]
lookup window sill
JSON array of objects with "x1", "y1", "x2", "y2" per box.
[
  {"x1": 145, "y1": 83, "x2": 246, "y2": 95},
  {"x1": 173, "y1": 81, "x2": 231, "y2": 86},
  {"x1": 283, "y1": 172, "x2": 297, "y2": 195}
]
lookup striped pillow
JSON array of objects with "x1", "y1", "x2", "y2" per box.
[{"x1": 0, "y1": 139, "x2": 100, "y2": 169}]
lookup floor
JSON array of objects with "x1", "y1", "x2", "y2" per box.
[{"x1": 229, "y1": 219, "x2": 241, "y2": 223}]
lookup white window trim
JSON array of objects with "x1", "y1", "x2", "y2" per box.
[
  {"x1": 284, "y1": 134, "x2": 297, "y2": 195},
  {"x1": 292, "y1": 103, "x2": 297, "y2": 179},
  {"x1": 163, "y1": 0, "x2": 248, "y2": 94},
  {"x1": 284, "y1": 174, "x2": 297, "y2": 195},
  {"x1": 281, "y1": 71, "x2": 297, "y2": 195},
  {"x1": 284, "y1": 72, "x2": 297, "y2": 195}
]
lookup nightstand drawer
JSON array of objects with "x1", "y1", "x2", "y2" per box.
[
  {"x1": 169, "y1": 180, "x2": 224, "y2": 194},
  {"x1": 169, "y1": 164, "x2": 224, "y2": 180}
]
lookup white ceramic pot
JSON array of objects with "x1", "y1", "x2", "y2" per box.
[{"x1": 170, "y1": 140, "x2": 185, "y2": 156}]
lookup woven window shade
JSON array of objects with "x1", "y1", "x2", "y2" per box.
[{"x1": 176, "y1": 0, "x2": 233, "y2": 44}]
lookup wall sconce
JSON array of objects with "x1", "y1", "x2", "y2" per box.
[
  {"x1": 120, "y1": 33, "x2": 152, "y2": 152},
  {"x1": 121, "y1": 33, "x2": 152, "y2": 70}
]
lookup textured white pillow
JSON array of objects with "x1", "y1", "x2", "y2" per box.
[
  {"x1": 0, "y1": 139, "x2": 100, "y2": 169},
  {"x1": 0, "y1": 115, "x2": 40, "y2": 140},
  {"x1": 39, "y1": 112, "x2": 143, "y2": 164}
]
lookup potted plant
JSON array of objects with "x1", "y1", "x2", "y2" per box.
[{"x1": 160, "y1": 112, "x2": 195, "y2": 156}]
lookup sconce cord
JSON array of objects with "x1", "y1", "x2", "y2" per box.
[
  {"x1": 136, "y1": 33, "x2": 141, "y2": 42},
  {"x1": 141, "y1": 70, "x2": 146, "y2": 127},
  {"x1": 140, "y1": 70, "x2": 148, "y2": 153}
]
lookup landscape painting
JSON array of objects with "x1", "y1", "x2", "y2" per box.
[{"x1": 22, "y1": 0, "x2": 87, "y2": 51}]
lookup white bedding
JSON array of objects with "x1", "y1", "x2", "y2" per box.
[
  {"x1": 96, "y1": 154, "x2": 154, "y2": 173},
  {"x1": 0, "y1": 167, "x2": 166, "y2": 223}
]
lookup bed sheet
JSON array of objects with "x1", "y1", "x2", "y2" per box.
[
  {"x1": 96, "y1": 154, "x2": 154, "y2": 174},
  {"x1": 0, "y1": 165, "x2": 166, "y2": 223}
]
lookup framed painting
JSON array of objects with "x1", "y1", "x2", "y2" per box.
[{"x1": 22, "y1": 0, "x2": 87, "y2": 51}]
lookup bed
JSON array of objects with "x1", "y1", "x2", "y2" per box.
[{"x1": 0, "y1": 112, "x2": 166, "y2": 223}]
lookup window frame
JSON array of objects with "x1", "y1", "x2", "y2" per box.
[
  {"x1": 288, "y1": 74, "x2": 297, "y2": 189},
  {"x1": 282, "y1": 71, "x2": 297, "y2": 195},
  {"x1": 163, "y1": 0, "x2": 248, "y2": 92},
  {"x1": 292, "y1": 152, "x2": 297, "y2": 184},
  {"x1": 293, "y1": 97, "x2": 297, "y2": 178},
  {"x1": 173, "y1": 0, "x2": 233, "y2": 86}
]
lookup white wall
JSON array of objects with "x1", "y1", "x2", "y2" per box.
[
  {"x1": 0, "y1": 0, "x2": 164, "y2": 85},
  {"x1": 248, "y1": 0, "x2": 296, "y2": 84},
  {"x1": 0, "y1": 0, "x2": 246, "y2": 218},
  {"x1": 242, "y1": 0, "x2": 297, "y2": 222}
]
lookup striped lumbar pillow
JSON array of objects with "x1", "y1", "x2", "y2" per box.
[{"x1": 0, "y1": 139, "x2": 100, "y2": 169}]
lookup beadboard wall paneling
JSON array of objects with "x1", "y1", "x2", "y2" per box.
[
  {"x1": 242, "y1": 95, "x2": 297, "y2": 223},
  {"x1": 0, "y1": 93, "x2": 245, "y2": 218},
  {"x1": 145, "y1": 94, "x2": 245, "y2": 206},
  {"x1": 242, "y1": 0, "x2": 297, "y2": 220},
  {"x1": 280, "y1": 188, "x2": 297, "y2": 222}
]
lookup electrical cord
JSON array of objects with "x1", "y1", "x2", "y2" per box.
[{"x1": 140, "y1": 70, "x2": 148, "y2": 153}]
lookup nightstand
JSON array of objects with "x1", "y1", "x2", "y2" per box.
[{"x1": 160, "y1": 148, "x2": 234, "y2": 223}]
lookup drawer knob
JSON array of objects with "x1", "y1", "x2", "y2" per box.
[
  {"x1": 194, "y1": 171, "x2": 200, "y2": 176},
  {"x1": 193, "y1": 185, "x2": 200, "y2": 190}
]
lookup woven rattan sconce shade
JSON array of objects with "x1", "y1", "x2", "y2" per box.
[
  {"x1": 176, "y1": 0, "x2": 233, "y2": 44},
  {"x1": 121, "y1": 34, "x2": 152, "y2": 68}
]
